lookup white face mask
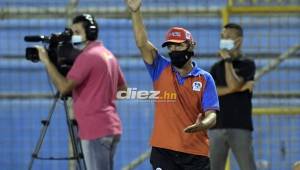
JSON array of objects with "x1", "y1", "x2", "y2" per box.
[
  {"x1": 71, "y1": 35, "x2": 84, "y2": 44},
  {"x1": 71, "y1": 35, "x2": 85, "y2": 50},
  {"x1": 220, "y1": 39, "x2": 235, "y2": 50}
]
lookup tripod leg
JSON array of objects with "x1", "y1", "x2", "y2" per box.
[
  {"x1": 28, "y1": 95, "x2": 59, "y2": 170},
  {"x1": 79, "y1": 140, "x2": 87, "y2": 169},
  {"x1": 63, "y1": 99, "x2": 86, "y2": 170}
]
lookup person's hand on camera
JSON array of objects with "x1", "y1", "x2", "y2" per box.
[
  {"x1": 125, "y1": 0, "x2": 141, "y2": 12},
  {"x1": 35, "y1": 46, "x2": 50, "y2": 64}
]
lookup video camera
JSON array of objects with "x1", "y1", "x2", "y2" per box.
[{"x1": 24, "y1": 28, "x2": 81, "y2": 76}]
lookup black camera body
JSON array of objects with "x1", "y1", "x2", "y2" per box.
[
  {"x1": 25, "y1": 47, "x2": 40, "y2": 63},
  {"x1": 24, "y1": 28, "x2": 81, "y2": 76}
]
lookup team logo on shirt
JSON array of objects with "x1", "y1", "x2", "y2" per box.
[{"x1": 192, "y1": 81, "x2": 202, "y2": 91}]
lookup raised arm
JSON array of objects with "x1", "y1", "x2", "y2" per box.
[
  {"x1": 217, "y1": 81, "x2": 254, "y2": 96},
  {"x1": 125, "y1": 0, "x2": 157, "y2": 64},
  {"x1": 215, "y1": 50, "x2": 244, "y2": 96},
  {"x1": 36, "y1": 46, "x2": 76, "y2": 95},
  {"x1": 220, "y1": 51, "x2": 244, "y2": 90}
]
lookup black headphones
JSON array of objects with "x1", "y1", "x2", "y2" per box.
[{"x1": 72, "y1": 13, "x2": 98, "y2": 41}]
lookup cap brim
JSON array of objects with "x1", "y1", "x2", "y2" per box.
[{"x1": 161, "y1": 40, "x2": 185, "y2": 47}]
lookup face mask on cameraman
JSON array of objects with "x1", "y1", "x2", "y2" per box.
[{"x1": 71, "y1": 35, "x2": 86, "y2": 50}]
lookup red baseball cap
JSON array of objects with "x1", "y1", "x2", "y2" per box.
[{"x1": 161, "y1": 27, "x2": 194, "y2": 47}]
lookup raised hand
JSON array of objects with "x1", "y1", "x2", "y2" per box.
[
  {"x1": 125, "y1": 0, "x2": 141, "y2": 12},
  {"x1": 35, "y1": 45, "x2": 50, "y2": 64},
  {"x1": 184, "y1": 113, "x2": 207, "y2": 133},
  {"x1": 219, "y1": 50, "x2": 231, "y2": 59}
]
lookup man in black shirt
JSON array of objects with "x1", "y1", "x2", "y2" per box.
[{"x1": 208, "y1": 23, "x2": 257, "y2": 170}]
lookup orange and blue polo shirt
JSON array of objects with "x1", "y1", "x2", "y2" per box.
[{"x1": 145, "y1": 52, "x2": 219, "y2": 156}]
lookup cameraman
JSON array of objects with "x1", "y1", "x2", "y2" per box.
[{"x1": 36, "y1": 14, "x2": 127, "y2": 170}]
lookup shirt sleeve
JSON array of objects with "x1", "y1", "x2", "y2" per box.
[
  {"x1": 236, "y1": 59, "x2": 256, "y2": 81},
  {"x1": 117, "y1": 65, "x2": 126, "y2": 88},
  {"x1": 67, "y1": 54, "x2": 92, "y2": 86},
  {"x1": 202, "y1": 73, "x2": 220, "y2": 112},
  {"x1": 209, "y1": 63, "x2": 217, "y2": 82},
  {"x1": 144, "y1": 52, "x2": 170, "y2": 82}
]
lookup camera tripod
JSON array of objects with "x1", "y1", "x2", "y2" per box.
[{"x1": 28, "y1": 92, "x2": 86, "y2": 170}]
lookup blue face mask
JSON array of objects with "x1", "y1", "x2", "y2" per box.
[
  {"x1": 71, "y1": 35, "x2": 85, "y2": 50},
  {"x1": 220, "y1": 39, "x2": 235, "y2": 50}
]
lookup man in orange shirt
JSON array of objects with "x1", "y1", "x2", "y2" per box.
[{"x1": 126, "y1": 0, "x2": 219, "y2": 169}]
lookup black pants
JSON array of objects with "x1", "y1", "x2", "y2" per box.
[{"x1": 150, "y1": 147, "x2": 210, "y2": 170}]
